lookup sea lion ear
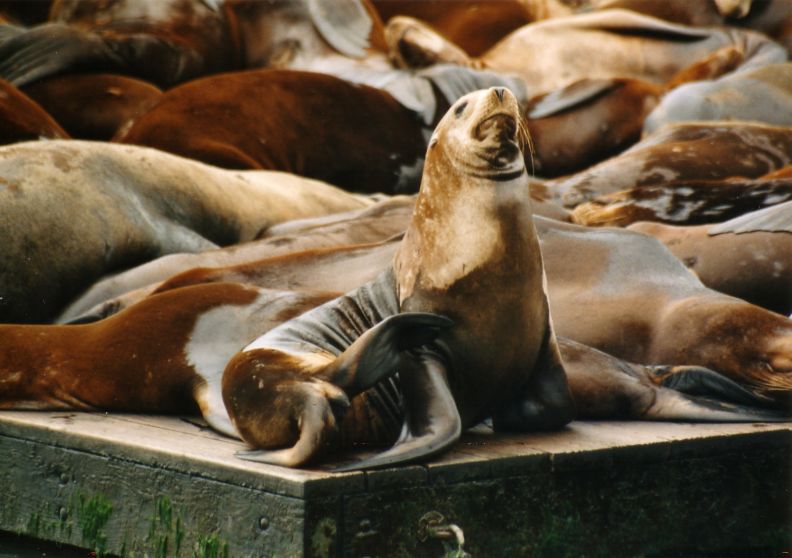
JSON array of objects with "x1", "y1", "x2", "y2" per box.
[
  {"x1": 307, "y1": 0, "x2": 372, "y2": 58},
  {"x1": 321, "y1": 312, "x2": 454, "y2": 395}
]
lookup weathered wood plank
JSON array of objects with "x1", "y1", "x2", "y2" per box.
[{"x1": 0, "y1": 411, "x2": 789, "y2": 557}]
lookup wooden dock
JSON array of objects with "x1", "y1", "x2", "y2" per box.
[{"x1": 0, "y1": 411, "x2": 789, "y2": 557}]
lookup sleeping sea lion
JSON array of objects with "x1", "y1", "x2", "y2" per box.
[
  {"x1": 0, "y1": 140, "x2": 375, "y2": 323},
  {"x1": 549, "y1": 122, "x2": 792, "y2": 208},
  {"x1": 628, "y1": 201, "x2": 792, "y2": 316}
]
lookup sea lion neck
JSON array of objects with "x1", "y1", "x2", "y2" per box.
[{"x1": 395, "y1": 87, "x2": 532, "y2": 306}]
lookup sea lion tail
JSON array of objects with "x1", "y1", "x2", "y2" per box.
[{"x1": 321, "y1": 312, "x2": 454, "y2": 396}]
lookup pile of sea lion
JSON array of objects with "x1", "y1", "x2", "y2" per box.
[{"x1": 1, "y1": 0, "x2": 791, "y2": 470}]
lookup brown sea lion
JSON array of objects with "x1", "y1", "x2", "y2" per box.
[
  {"x1": 0, "y1": 140, "x2": 375, "y2": 324},
  {"x1": 644, "y1": 63, "x2": 792, "y2": 134},
  {"x1": 524, "y1": 77, "x2": 662, "y2": 177},
  {"x1": 57, "y1": 196, "x2": 415, "y2": 323},
  {"x1": 0, "y1": 0, "x2": 239, "y2": 88},
  {"x1": 115, "y1": 69, "x2": 427, "y2": 194},
  {"x1": 550, "y1": 122, "x2": 792, "y2": 208},
  {"x1": 628, "y1": 201, "x2": 792, "y2": 316},
  {"x1": 384, "y1": 10, "x2": 786, "y2": 98},
  {"x1": 22, "y1": 73, "x2": 162, "y2": 140},
  {"x1": 538, "y1": 218, "x2": 792, "y2": 407},
  {"x1": 220, "y1": 87, "x2": 575, "y2": 468}
]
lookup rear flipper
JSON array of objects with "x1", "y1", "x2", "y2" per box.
[
  {"x1": 0, "y1": 23, "x2": 120, "y2": 86},
  {"x1": 649, "y1": 364, "x2": 776, "y2": 408},
  {"x1": 233, "y1": 312, "x2": 454, "y2": 468},
  {"x1": 560, "y1": 338, "x2": 788, "y2": 422},
  {"x1": 332, "y1": 351, "x2": 461, "y2": 472}
]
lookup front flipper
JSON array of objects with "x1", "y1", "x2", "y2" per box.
[
  {"x1": 321, "y1": 312, "x2": 454, "y2": 395},
  {"x1": 332, "y1": 352, "x2": 461, "y2": 471},
  {"x1": 0, "y1": 23, "x2": 120, "y2": 86},
  {"x1": 644, "y1": 387, "x2": 786, "y2": 423},
  {"x1": 493, "y1": 324, "x2": 576, "y2": 432},
  {"x1": 233, "y1": 312, "x2": 454, "y2": 468}
]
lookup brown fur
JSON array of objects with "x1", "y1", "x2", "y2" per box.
[
  {"x1": 550, "y1": 122, "x2": 792, "y2": 207},
  {"x1": 116, "y1": 69, "x2": 426, "y2": 194},
  {"x1": 525, "y1": 78, "x2": 662, "y2": 177},
  {"x1": 0, "y1": 79, "x2": 68, "y2": 144},
  {"x1": 23, "y1": 73, "x2": 162, "y2": 140},
  {"x1": 629, "y1": 219, "x2": 792, "y2": 316}
]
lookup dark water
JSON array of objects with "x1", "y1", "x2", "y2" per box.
[{"x1": 0, "y1": 533, "x2": 95, "y2": 558}]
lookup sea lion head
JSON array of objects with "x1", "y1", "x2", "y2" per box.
[{"x1": 426, "y1": 86, "x2": 527, "y2": 183}]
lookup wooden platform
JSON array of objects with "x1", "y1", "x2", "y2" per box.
[{"x1": 0, "y1": 411, "x2": 790, "y2": 557}]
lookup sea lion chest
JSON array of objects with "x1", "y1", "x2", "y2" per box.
[{"x1": 396, "y1": 179, "x2": 548, "y2": 423}]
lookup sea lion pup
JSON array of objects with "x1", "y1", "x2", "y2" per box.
[
  {"x1": 222, "y1": 87, "x2": 576, "y2": 469},
  {"x1": 644, "y1": 63, "x2": 792, "y2": 134},
  {"x1": 536, "y1": 218, "x2": 792, "y2": 407},
  {"x1": 0, "y1": 140, "x2": 375, "y2": 324},
  {"x1": 628, "y1": 201, "x2": 792, "y2": 316},
  {"x1": 548, "y1": 121, "x2": 792, "y2": 208},
  {"x1": 57, "y1": 196, "x2": 415, "y2": 324}
]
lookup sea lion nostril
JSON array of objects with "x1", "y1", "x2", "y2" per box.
[{"x1": 495, "y1": 88, "x2": 505, "y2": 103}]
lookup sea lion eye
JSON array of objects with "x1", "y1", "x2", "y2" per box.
[{"x1": 454, "y1": 101, "x2": 468, "y2": 118}]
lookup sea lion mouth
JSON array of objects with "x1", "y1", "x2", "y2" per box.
[
  {"x1": 472, "y1": 112, "x2": 523, "y2": 172},
  {"x1": 474, "y1": 112, "x2": 518, "y2": 143}
]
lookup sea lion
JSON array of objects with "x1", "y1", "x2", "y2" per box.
[
  {"x1": 628, "y1": 201, "x2": 792, "y2": 316},
  {"x1": 0, "y1": 0, "x2": 239, "y2": 88},
  {"x1": 384, "y1": 10, "x2": 786, "y2": 98},
  {"x1": 524, "y1": 77, "x2": 662, "y2": 177},
  {"x1": 549, "y1": 122, "x2": 792, "y2": 208},
  {"x1": 221, "y1": 87, "x2": 576, "y2": 468},
  {"x1": 115, "y1": 69, "x2": 427, "y2": 194},
  {"x1": 22, "y1": 73, "x2": 162, "y2": 140},
  {"x1": 537, "y1": 218, "x2": 792, "y2": 407},
  {"x1": 0, "y1": 78, "x2": 68, "y2": 144},
  {"x1": 57, "y1": 196, "x2": 415, "y2": 323},
  {"x1": 0, "y1": 140, "x2": 375, "y2": 324},
  {"x1": 569, "y1": 172, "x2": 792, "y2": 227},
  {"x1": 644, "y1": 63, "x2": 792, "y2": 134}
]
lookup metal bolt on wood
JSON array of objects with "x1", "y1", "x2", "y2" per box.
[{"x1": 417, "y1": 511, "x2": 470, "y2": 557}]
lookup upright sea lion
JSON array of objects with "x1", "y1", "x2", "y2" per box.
[
  {"x1": 628, "y1": 201, "x2": 792, "y2": 316},
  {"x1": 0, "y1": 140, "x2": 375, "y2": 324},
  {"x1": 220, "y1": 87, "x2": 575, "y2": 468},
  {"x1": 549, "y1": 122, "x2": 792, "y2": 207}
]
